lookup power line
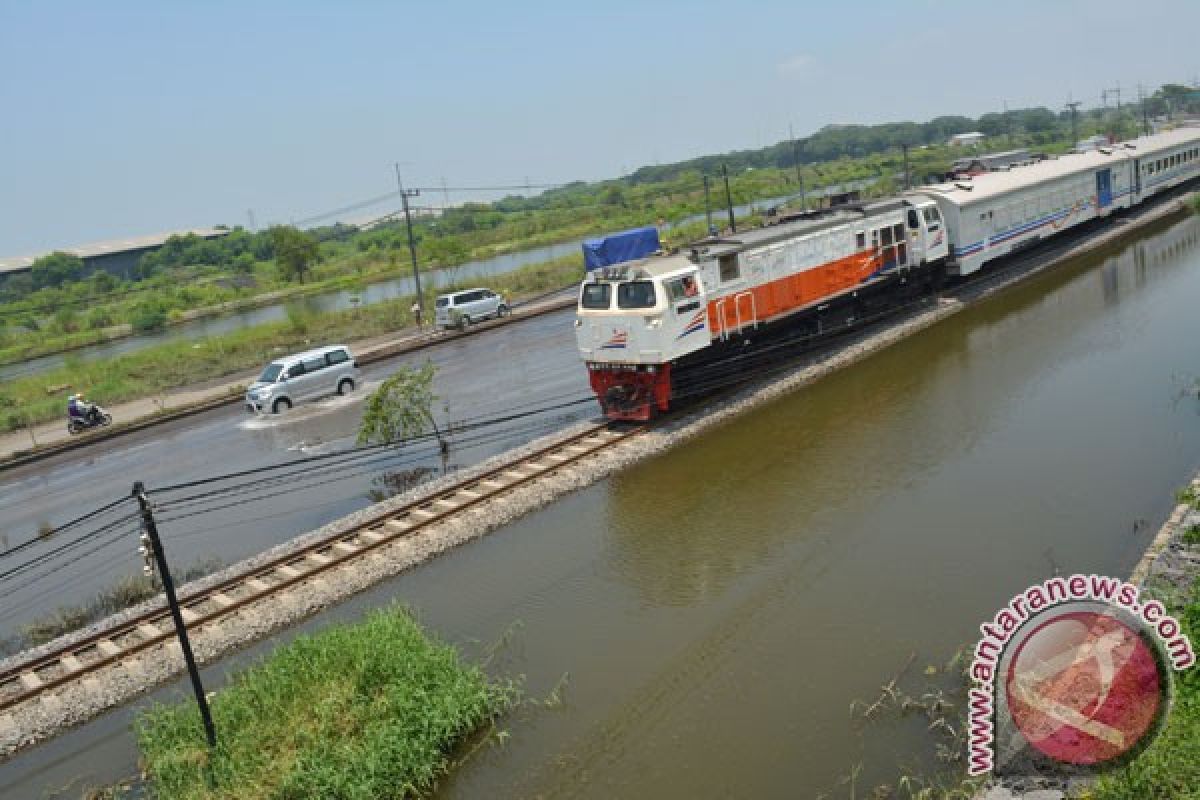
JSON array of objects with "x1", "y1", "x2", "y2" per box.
[{"x1": 0, "y1": 497, "x2": 133, "y2": 563}]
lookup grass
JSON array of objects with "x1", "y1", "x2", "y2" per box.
[
  {"x1": 1085, "y1": 578, "x2": 1200, "y2": 799},
  {"x1": 136, "y1": 605, "x2": 516, "y2": 799},
  {"x1": 0, "y1": 254, "x2": 584, "y2": 434}
]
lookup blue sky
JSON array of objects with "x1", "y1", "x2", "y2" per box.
[{"x1": 2, "y1": 0, "x2": 1197, "y2": 255}]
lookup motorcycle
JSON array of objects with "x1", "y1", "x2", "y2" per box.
[{"x1": 67, "y1": 405, "x2": 113, "y2": 435}]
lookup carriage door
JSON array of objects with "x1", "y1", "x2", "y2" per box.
[
  {"x1": 1133, "y1": 160, "x2": 1142, "y2": 197},
  {"x1": 1096, "y1": 169, "x2": 1113, "y2": 210}
]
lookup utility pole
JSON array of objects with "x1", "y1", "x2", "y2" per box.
[
  {"x1": 703, "y1": 174, "x2": 715, "y2": 236},
  {"x1": 395, "y1": 164, "x2": 423, "y2": 315},
  {"x1": 1138, "y1": 84, "x2": 1150, "y2": 136},
  {"x1": 721, "y1": 163, "x2": 736, "y2": 234},
  {"x1": 1065, "y1": 101, "x2": 1081, "y2": 147},
  {"x1": 790, "y1": 123, "x2": 806, "y2": 210},
  {"x1": 132, "y1": 482, "x2": 218, "y2": 777},
  {"x1": 902, "y1": 143, "x2": 911, "y2": 191}
]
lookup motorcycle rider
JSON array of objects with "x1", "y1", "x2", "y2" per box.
[{"x1": 67, "y1": 392, "x2": 94, "y2": 424}]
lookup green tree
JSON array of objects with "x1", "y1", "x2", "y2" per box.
[
  {"x1": 357, "y1": 362, "x2": 438, "y2": 446},
  {"x1": 269, "y1": 225, "x2": 320, "y2": 283},
  {"x1": 231, "y1": 252, "x2": 256, "y2": 275},
  {"x1": 31, "y1": 252, "x2": 84, "y2": 289}
]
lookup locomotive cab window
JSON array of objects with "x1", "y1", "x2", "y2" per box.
[
  {"x1": 580, "y1": 283, "x2": 612, "y2": 310},
  {"x1": 666, "y1": 275, "x2": 700, "y2": 302},
  {"x1": 617, "y1": 281, "x2": 657, "y2": 309},
  {"x1": 718, "y1": 254, "x2": 740, "y2": 282},
  {"x1": 907, "y1": 210, "x2": 920, "y2": 229}
]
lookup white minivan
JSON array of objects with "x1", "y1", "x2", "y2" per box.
[
  {"x1": 245, "y1": 345, "x2": 360, "y2": 414},
  {"x1": 434, "y1": 288, "x2": 509, "y2": 330}
]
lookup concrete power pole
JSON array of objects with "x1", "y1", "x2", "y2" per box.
[
  {"x1": 395, "y1": 164, "x2": 424, "y2": 315},
  {"x1": 1065, "y1": 101, "x2": 1081, "y2": 147},
  {"x1": 790, "y1": 123, "x2": 806, "y2": 210},
  {"x1": 1138, "y1": 84, "x2": 1150, "y2": 136}
]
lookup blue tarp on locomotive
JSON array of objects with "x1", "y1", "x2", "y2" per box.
[{"x1": 582, "y1": 226, "x2": 661, "y2": 271}]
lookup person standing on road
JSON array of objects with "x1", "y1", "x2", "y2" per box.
[{"x1": 411, "y1": 301, "x2": 423, "y2": 328}]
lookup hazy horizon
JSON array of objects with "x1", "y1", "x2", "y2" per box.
[{"x1": 3, "y1": 0, "x2": 1197, "y2": 256}]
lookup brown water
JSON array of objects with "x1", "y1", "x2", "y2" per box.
[{"x1": 4, "y1": 214, "x2": 1200, "y2": 798}]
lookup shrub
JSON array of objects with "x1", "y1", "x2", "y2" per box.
[{"x1": 130, "y1": 303, "x2": 168, "y2": 333}]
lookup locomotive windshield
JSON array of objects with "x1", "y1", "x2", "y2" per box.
[
  {"x1": 580, "y1": 283, "x2": 612, "y2": 310},
  {"x1": 617, "y1": 281, "x2": 657, "y2": 309}
]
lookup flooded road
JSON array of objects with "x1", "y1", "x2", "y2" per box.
[
  {"x1": 3, "y1": 213, "x2": 1200, "y2": 798},
  {"x1": 0, "y1": 310, "x2": 590, "y2": 643}
]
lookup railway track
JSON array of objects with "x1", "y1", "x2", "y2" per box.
[{"x1": 0, "y1": 422, "x2": 642, "y2": 714}]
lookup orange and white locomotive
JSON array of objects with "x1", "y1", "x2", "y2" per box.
[{"x1": 575, "y1": 196, "x2": 949, "y2": 419}]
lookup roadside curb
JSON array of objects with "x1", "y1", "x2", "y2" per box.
[{"x1": 0, "y1": 293, "x2": 576, "y2": 472}]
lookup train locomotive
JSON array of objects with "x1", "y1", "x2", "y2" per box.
[{"x1": 575, "y1": 128, "x2": 1200, "y2": 420}]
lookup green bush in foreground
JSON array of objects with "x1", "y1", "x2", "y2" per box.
[
  {"x1": 137, "y1": 606, "x2": 516, "y2": 800},
  {"x1": 1086, "y1": 582, "x2": 1200, "y2": 799}
]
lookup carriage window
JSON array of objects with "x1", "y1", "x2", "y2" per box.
[
  {"x1": 881, "y1": 227, "x2": 893, "y2": 246},
  {"x1": 893, "y1": 223, "x2": 904, "y2": 241},
  {"x1": 617, "y1": 281, "x2": 657, "y2": 309},
  {"x1": 580, "y1": 283, "x2": 612, "y2": 309},
  {"x1": 718, "y1": 254, "x2": 740, "y2": 282},
  {"x1": 855, "y1": 232, "x2": 866, "y2": 249}
]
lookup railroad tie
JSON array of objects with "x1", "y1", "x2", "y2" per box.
[
  {"x1": 18, "y1": 672, "x2": 43, "y2": 692},
  {"x1": 332, "y1": 541, "x2": 358, "y2": 557},
  {"x1": 136, "y1": 623, "x2": 162, "y2": 641}
]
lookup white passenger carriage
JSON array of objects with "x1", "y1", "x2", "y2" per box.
[{"x1": 920, "y1": 128, "x2": 1200, "y2": 276}]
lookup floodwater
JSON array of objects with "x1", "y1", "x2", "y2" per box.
[{"x1": 4, "y1": 212, "x2": 1200, "y2": 798}]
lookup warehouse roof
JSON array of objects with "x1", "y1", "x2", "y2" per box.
[{"x1": 0, "y1": 227, "x2": 229, "y2": 274}]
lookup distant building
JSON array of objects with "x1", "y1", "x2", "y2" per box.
[
  {"x1": 948, "y1": 132, "x2": 986, "y2": 147},
  {"x1": 0, "y1": 228, "x2": 229, "y2": 282}
]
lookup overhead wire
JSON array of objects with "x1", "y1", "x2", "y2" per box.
[{"x1": 0, "y1": 496, "x2": 134, "y2": 564}]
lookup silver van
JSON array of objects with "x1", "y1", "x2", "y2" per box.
[
  {"x1": 434, "y1": 288, "x2": 509, "y2": 330},
  {"x1": 245, "y1": 345, "x2": 360, "y2": 414}
]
